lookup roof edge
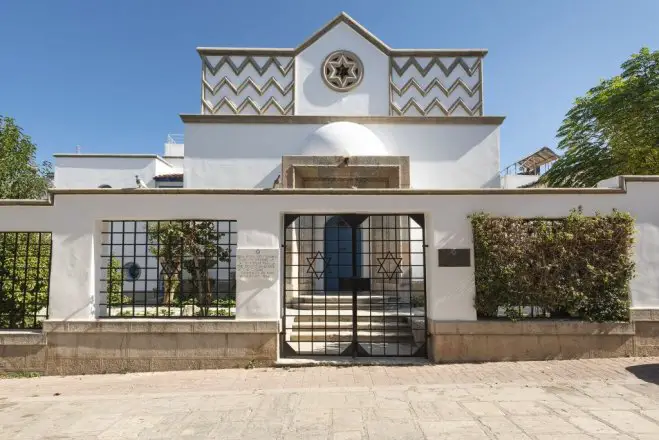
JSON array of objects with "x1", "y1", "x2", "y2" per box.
[
  {"x1": 295, "y1": 11, "x2": 390, "y2": 55},
  {"x1": 179, "y1": 114, "x2": 506, "y2": 125},
  {"x1": 46, "y1": 187, "x2": 626, "y2": 196},
  {"x1": 196, "y1": 13, "x2": 488, "y2": 58},
  {"x1": 53, "y1": 154, "x2": 175, "y2": 168},
  {"x1": 2, "y1": 175, "x2": 659, "y2": 206}
]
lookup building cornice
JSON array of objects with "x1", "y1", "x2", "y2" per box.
[
  {"x1": 53, "y1": 154, "x2": 175, "y2": 168},
  {"x1": 179, "y1": 114, "x2": 506, "y2": 125},
  {"x1": 45, "y1": 187, "x2": 626, "y2": 196},
  {"x1": 196, "y1": 12, "x2": 488, "y2": 58},
  {"x1": 2, "y1": 176, "x2": 656, "y2": 206}
]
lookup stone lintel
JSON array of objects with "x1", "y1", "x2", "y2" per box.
[
  {"x1": 630, "y1": 309, "x2": 659, "y2": 321},
  {"x1": 281, "y1": 155, "x2": 410, "y2": 189},
  {"x1": 0, "y1": 331, "x2": 47, "y2": 346}
]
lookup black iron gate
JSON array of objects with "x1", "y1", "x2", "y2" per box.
[{"x1": 282, "y1": 214, "x2": 427, "y2": 357}]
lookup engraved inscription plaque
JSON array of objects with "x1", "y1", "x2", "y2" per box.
[
  {"x1": 236, "y1": 249, "x2": 279, "y2": 281},
  {"x1": 437, "y1": 249, "x2": 471, "y2": 267}
]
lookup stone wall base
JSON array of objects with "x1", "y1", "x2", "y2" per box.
[
  {"x1": 4, "y1": 317, "x2": 659, "y2": 374},
  {"x1": 635, "y1": 321, "x2": 659, "y2": 356},
  {"x1": 429, "y1": 320, "x2": 659, "y2": 362},
  {"x1": 0, "y1": 332, "x2": 47, "y2": 373},
  {"x1": 1, "y1": 320, "x2": 277, "y2": 375}
]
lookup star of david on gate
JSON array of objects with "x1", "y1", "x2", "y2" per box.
[
  {"x1": 306, "y1": 251, "x2": 331, "y2": 280},
  {"x1": 377, "y1": 251, "x2": 403, "y2": 280},
  {"x1": 322, "y1": 51, "x2": 364, "y2": 92}
]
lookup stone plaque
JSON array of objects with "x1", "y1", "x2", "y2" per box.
[
  {"x1": 236, "y1": 249, "x2": 279, "y2": 281},
  {"x1": 437, "y1": 249, "x2": 471, "y2": 267}
]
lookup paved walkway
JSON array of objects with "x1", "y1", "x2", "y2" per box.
[{"x1": 1, "y1": 357, "x2": 659, "y2": 439}]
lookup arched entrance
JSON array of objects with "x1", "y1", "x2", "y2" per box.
[{"x1": 323, "y1": 216, "x2": 362, "y2": 292}]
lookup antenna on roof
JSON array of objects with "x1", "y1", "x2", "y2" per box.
[{"x1": 75, "y1": 145, "x2": 81, "y2": 154}]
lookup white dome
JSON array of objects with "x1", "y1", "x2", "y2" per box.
[{"x1": 300, "y1": 122, "x2": 388, "y2": 156}]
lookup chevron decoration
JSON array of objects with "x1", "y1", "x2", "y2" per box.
[
  {"x1": 390, "y1": 56, "x2": 483, "y2": 116},
  {"x1": 201, "y1": 55, "x2": 295, "y2": 115}
]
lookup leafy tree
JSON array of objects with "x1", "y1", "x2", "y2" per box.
[
  {"x1": 106, "y1": 257, "x2": 131, "y2": 309},
  {"x1": 148, "y1": 221, "x2": 230, "y2": 315},
  {"x1": 540, "y1": 48, "x2": 659, "y2": 187},
  {"x1": 0, "y1": 116, "x2": 52, "y2": 199},
  {"x1": 0, "y1": 233, "x2": 51, "y2": 329},
  {"x1": 147, "y1": 223, "x2": 183, "y2": 305}
]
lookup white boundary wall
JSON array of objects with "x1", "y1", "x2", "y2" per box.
[{"x1": 0, "y1": 176, "x2": 658, "y2": 322}]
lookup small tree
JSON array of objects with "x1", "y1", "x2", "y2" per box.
[
  {"x1": 147, "y1": 223, "x2": 184, "y2": 305},
  {"x1": 148, "y1": 221, "x2": 230, "y2": 315},
  {"x1": 106, "y1": 257, "x2": 131, "y2": 309},
  {"x1": 0, "y1": 116, "x2": 52, "y2": 199}
]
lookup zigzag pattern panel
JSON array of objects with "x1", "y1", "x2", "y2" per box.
[
  {"x1": 390, "y1": 56, "x2": 483, "y2": 116},
  {"x1": 201, "y1": 55, "x2": 295, "y2": 115}
]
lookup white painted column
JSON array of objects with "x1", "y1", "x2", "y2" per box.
[{"x1": 48, "y1": 218, "x2": 97, "y2": 320}]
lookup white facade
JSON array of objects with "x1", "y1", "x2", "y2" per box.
[
  {"x1": 4, "y1": 13, "x2": 657, "y2": 365},
  {"x1": 54, "y1": 154, "x2": 180, "y2": 189},
  {"x1": 183, "y1": 120, "x2": 501, "y2": 189},
  {"x1": 53, "y1": 12, "x2": 507, "y2": 191},
  {"x1": 1, "y1": 177, "x2": 658, "y2": 322},
  {"x1": 294, "y1": 21, "x2": 390, "y2": 116}
]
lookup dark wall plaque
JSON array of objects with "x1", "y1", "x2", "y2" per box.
[
  {"x1": 437, "y1": 249, "x2": 471, "y2": 267},
  {"x1": 339, "y1": 277, "x2": 371, "y2": 291}
]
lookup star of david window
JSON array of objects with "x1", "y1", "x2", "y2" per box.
[
  {"x1": 306, "y1": 251, "x2": 331, "y2": 280},
  {"x1": 376, "y1": 251, "x2": 403, "y2": 280},
  {"x1": 322, "y1": 50, "x2": 364, "y2": 92}
]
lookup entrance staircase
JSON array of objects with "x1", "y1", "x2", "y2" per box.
[{"x1": 285, "y1": 292, "x2": 419, "y2": 344}]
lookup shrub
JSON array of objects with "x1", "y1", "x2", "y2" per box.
[
  {"x1": 470, "y1": 208, "x2": 635, "y2": 322},
  {"x1": 0, "y1": 232, "x2": 51, "y2": 329}
]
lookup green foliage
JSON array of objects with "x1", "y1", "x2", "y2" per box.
[
  {"x1": 470, "y1": 209, "x2": 635, "y2": 322},
  {"x1": 147, "y1": 221, "x2": 230, "y2": 315},
  {"x1": 0, "y1": 116, "x2": 52, "y2": 199},
  {"x1": 0, "y1": 371, "x2": 41, "y2": 379},
  {"x1": 106, "y1": 257, "x2": 131, "y2": 307},
  {"x1": 540, "y1": 48, "x2": 659, "y2": 187},
  {"x1": 0, "y1": 233, "x2": 51, "y2": 329}
]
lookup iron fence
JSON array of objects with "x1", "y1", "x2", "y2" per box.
[
  {"x1": 282, "y1": 214, "x2": 427, "y2": 357},
  {"x1": 100, "y1": 220, "x2": 237, "y2": 318},
  {"x1": 0, "y1": 232, "x2": 52, "y2": 329}
]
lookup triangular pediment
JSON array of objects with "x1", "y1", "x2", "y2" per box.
[{"x1": 295, "y1": 12, "x2": 390, "y2": 55}]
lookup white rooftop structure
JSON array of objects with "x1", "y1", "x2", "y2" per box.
[{"x1": 52, "y1": 12, "x2": 544, "y2": 191}]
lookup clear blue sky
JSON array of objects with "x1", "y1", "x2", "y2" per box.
[{"x1": 1, "y1": 0, "x2": 657, "y2": 167}]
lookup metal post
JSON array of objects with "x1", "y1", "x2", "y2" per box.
[{"x1": 351, "y1": 223, "x2": 358, "y2": 358}]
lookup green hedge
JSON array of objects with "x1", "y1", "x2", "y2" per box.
[
  {"x1": 0, "y1": 232, "x2": 51, "y2": 329},
  {"x1": 470, "y1": 209, "x2": 635, "y2": 322}
]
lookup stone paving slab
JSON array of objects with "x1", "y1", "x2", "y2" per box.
[{"x1": 0, "y1": 357, "x2": 658, "y2": 439}]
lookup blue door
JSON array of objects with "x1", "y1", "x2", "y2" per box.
[{"x1": 324, "y1": 216, "x2": 362, "y2": 292}]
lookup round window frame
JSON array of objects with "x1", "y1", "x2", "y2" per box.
[
  {"x1": 321, "y1": 50, "x2": 364, "y2": 93},
  {"x1": 123, "y1": 262, "x2": 142, "y2": 281}
]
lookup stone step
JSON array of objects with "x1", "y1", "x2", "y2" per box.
[
  {"x1": 292, "y1": 320, "x2": 411, "y2": 330},
  {"x1": 293, "y1": 294, "x2": 409, "y2": 304},
  {"x1": 289, "y1": 330, "x2": 414, "y2": 343},
  {"x1": 290, "y1": 314, "x2": 409, "y2": 323},
  {"x1": 286, "y1": 302, "x2": 412, "y2": 311}
]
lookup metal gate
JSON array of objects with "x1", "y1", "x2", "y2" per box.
[{"x1": 282, "y1": 214, "x2": 427, "y2": 357}]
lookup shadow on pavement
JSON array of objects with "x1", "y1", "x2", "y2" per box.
[{"x1": 626, "y1": 364, "x2": 659, "y2": 385}]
